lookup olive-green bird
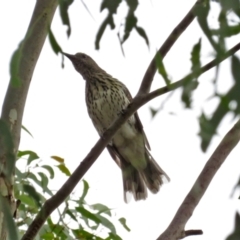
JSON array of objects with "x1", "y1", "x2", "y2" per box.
[{"x1": 63, "y1": 52, "x2": 170, "y2": 202}]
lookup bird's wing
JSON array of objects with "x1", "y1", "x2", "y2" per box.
[
  {"x1": 123, "y1": 85, "x2": 151, "y2": 150},
  {"x1": 107, "y1": 145, "x2": 121, "y2": 168}
]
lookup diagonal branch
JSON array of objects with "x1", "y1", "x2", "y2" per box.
[
  {"x1": 157, "y1": 118, "x2": 240, "y2": 240},
  {"x1": 21, "y1": 41, "x2": 240, "y2": 240},
  {"x1": 137, "y1": 0, "x2": 202, "y2": 95},
  {"x1": 145, "y1": 41, "x2": 240, "y2": 102}
]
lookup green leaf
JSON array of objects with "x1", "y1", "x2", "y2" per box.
[
  {"x1": 230, "y1": 176, "x2": 240, "y2": 198},
  {"x1": 23, "y1": 184, "x2": 42, "y2": 207},
  {"x1": 41, "y1": 232, "x2": 55, "y2": 240},
  {"x1": 18, "y1": 194, "x2": 37, "y2": 208},
  {"x1": 155, "y1": 52, "x2": 171, "y2": 86},
  {"x1": 199, "y1": 56, "x2": 240, "y2": 151},
  {"x1": 66, "y1": 209, "x2": 78, "y2": 222},
  {"x1": 181, "y1": 39, "x2": 202, "y2": 108},
  {"x1": 39, "y1": 224, "x2": 52, "y2": 239},
  {"x1": 57, "y1": 164, "x2": 71, "y2": 176},
  {"x1": 51, "y1": 155, "x2": 64, "y2": 163},
  {"x1": 211, "y1": 24, "x2": 240, "y2": 38},
  {"x1": 76, "y1": 206, "x2": 101, "y2": 224},
  {"x1": 96, "y1": 214, "x2": 117, "y2": 234},
  {"x1": 9, "y1": 41, "x2": 23, "y2": 87},
  {"x1": 231, "y1": 55, "x2": 240, "y2": 83},
  {"x1": 106, "y1": 232, "x2": 122, "y2": 240},
  {"x1": 118, "y1": 217, "x2": 131, "y2": 232},
  {"x1": 149, "y1": 107, "x2": 158, "y2": 118},
  {"x1": 194, "y1": 2, "x2": 220, "y2": 52},
  {"x1": 100, "y1": 0, "x2": 122, "y2": 13},
  {"x1": 79, "y1": 180, "x2": 89, "y2": 203},
  {"x1": 190, "y1": 38, "x2": 202, "y2": 75},
  {"x1": 48, "y1": 28, "x2": 63, "y2": 55},
  {"x1": 27, "y1": 172, "x2": 53, "y2": 196},
  {"x1": 121, "y1": 0, "x2": 148, "y2": 47},
  {"x1": 41, "y1": 165, "x2": 54, "y2": 179},
  {"x1": 50, "y1": 223, "x2": 65, "y2": 236},
  {"x1": 47, "y1": 217, "x2": 54, "y2": 228},
  {"x1": 15, "y1": 167, "x2": 25, "y2": 180},
  {"x1": 181, "y1": 75, "x2": 198, "y2": 108},
  {"x1": 122, "y1": 12, "x2": 137, "y2": 43},
  {"x1": 198, "y1": 111, "x2": 218, "y2": 152},
  {"x1": 220, "y1": 0, "x2": 240, "y2": 15},
  {"x1": 91, "y1": 203, "x2": 111, "y2": 216},
  {"x1": 0, "y1": 196, "x2": 20, "y2": 240},
  {"x1": 17, "y1": 150, "x2": 39, "y2": 165},
  {"x1": 226, "y1": 212, "x2": 240, "y2": 240},
  {"x1": 95, "y1": 0, "x2": 121, "y2": 49},
  {"x1": 125, "y1": 0, "x2": 138, "y2": 10},
  {"x1": 198, "y1": 94, "x2": 229, "y2": 152},
  {"x1": 135, "y1": 26, "x2": 149, "y2": 46},
  {"x1": 72, "y1": 229, "x2": 104, "y2": 240},
  {"x1": 38, "y1": 172, "x2": 49, "y2": 191},
  {"x1": 21, "y1": 125, "x2": 33, "y2": 138},
  {"x1": 76, "y1": 206, "x2": 119, "y2": 235},
  {"x1": 95, "y1": 15, "x2": 115, "y2": 50},
  {"x1": 58, "y1": 0, "x2": 74, "y2": 37}
]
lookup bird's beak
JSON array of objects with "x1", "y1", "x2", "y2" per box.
[{"x1": 62, "y1": 52, "x2": 76, "y2": 61}]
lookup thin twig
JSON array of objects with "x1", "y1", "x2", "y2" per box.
[
  {"x1": 138, "y1": 0, "x2": 202, "y2": 95},
  {"x1": 184, "y1": 229, "x2": 203, "y2": 237},
  {"x1": 145, "y1": 42, "x2": 240, "y2": 103},
  {"x1": 157, "y1": 120, "x2": 240, "y2": 240}
]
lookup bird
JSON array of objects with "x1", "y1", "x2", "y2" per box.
[{"x1": 63, "y1": 52, "x2": 170, "y2": 202}]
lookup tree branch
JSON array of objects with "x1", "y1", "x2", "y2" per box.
[
  {"x1": 157, "y1": 119, "x2": 240, "y2": 240},
  {"x1": 0, "y1": 0, "x2": 58, "y2": 239},
  {"x1": 145, "y1": 41, "x2": 240, "y2": 102},
  {"x1": 183, "y1": 229, "x2": 203, "y2": 238},
  {"x1": 138, "y1": 0, "x2": 202, "y2": 95},
  {"x1": 21, "y1": 40, "x2": 240, "y2": 240}
]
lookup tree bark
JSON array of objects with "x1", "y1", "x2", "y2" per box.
[{"x1": 0, "y1": 0, "x2": 58, "y2": 238}]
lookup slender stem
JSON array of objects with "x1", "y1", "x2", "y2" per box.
[{"x1": 145, "y1": 42, "x2": 240, "y2": 103}]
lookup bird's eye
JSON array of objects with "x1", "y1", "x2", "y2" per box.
[{"x1": 82, "y1": 54, "x2": 87, "y2": 59}]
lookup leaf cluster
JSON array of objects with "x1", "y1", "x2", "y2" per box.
[{"x1": 14, "y1": 150, "x2": 129, "y2": 240}]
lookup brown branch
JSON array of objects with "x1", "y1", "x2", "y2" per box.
[
  {"x1": 145, "y1": 41, "x2": 240, "y2": 103},
  {"x1": 21, "y1": 40, "x2": 240, "y2": 240},
  {"x1": 183, "y1": 229, "x2": 203, "y2": 238},
  {"x1": 137, "y1": 0, "x2": 202, "y2": 95},
  {"x1": 157, "y1": 120, "x2": 240, "y2": 240},
  {"x1": 0, "y1": 0, "x2": 57, "y2": 239}
]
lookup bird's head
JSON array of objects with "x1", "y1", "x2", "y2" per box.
[{"x1": 63, "y1": 52, "x2": 103, "y2": 80}]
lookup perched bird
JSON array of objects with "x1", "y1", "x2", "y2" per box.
[{"x1": 63, "y1": 52, "x2": 170, "y2": 202}]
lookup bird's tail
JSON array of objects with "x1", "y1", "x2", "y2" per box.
[
  {"x1": 122, "y1": 164, "x2": 147, "y2": 202},
  {"x1": 140, "y1": 149, "x2": 170, "y2": 194},
  {"x1": 122, "y1": 151, "x2": 169, "y2": 202}
]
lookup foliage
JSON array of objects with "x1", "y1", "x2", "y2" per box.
[{"x1": 15, "y1": 150, "x2": 129, "y2": 239}]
